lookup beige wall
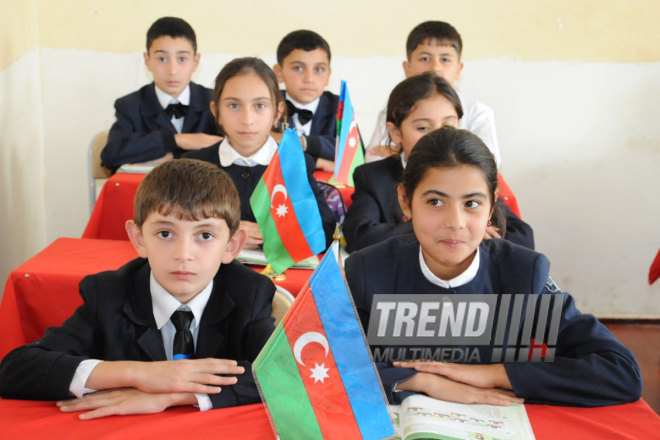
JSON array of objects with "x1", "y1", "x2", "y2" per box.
[{"x1": 2, "y1": 0, "x2": 660, "y2": 316}]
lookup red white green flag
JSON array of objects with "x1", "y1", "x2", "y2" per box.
[
  {"x1": 250, "y1": 128, "x2": 326, "y2": 273},
  {"x1": 334, "y1": 80, "x2": 365, "y2": 187},
  {"x1": 252, "y1": 245, "x2": 394, "y2": 440}
]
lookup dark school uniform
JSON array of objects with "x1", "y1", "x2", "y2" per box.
[
  {"x1": 284, "y1": 90, "x2": 338, "y2": 161},
  {"x1": 0, "y1": 258, "x2": 275, "y2": 408},
  {"x1": 345, "y1": 235, "x2": 642, "y2": 407},
  {"x1": 101, "y1": 82, "x2": 218, "y2": 172}
]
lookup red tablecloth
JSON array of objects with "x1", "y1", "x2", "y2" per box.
[
  {"x1": 0, "y1": 238, "x2": 312, "y2": 359},
  {"x1": 83, "y1": 171, "x2": 355, "y2": 241},
  {"x1": 0, "y1": 398, "x2": 657, "y2": 439}
]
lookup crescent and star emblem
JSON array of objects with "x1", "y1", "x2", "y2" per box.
[
  {"x1": 270, "y1": 184, "x2": 288, "y2": 207},
  {"x1": 293, "y1": 331, "x2": 331, "y2": 384}
]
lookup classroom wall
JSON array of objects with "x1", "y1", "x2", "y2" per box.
[{"x1": 1, "y1": 0, "x2": 659, "y2": 317}]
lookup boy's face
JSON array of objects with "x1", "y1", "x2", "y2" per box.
[
  {"x1": 403, "y1": 39, "x2": 463, "y2": 84},
  {"x1": 144, "y1": 36, "x2": 200, "y2": 98},
  {"x1": 126, "y1": 212, "x2": 245, "y2": 304},
  {"x1": 273, "y1": 48, "x2": 331, "y2": 105}
]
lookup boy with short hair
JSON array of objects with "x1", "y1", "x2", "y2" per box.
[
  {"x1": 101, "y1": 17, "x2": 222, "y2": 172},
  {"x1": 0, "y1": 159, "x2": 275, "y2": 419},
  {"x1": 273, "y1": 29, "x2": 338, "y2": 171},
  {"x1": 367, "y1": 21, "x2": 501, "y2": 166}
]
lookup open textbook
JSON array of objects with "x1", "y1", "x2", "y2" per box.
[{"x1": 386, "y1": 395, "x2": 535, "y2": 440}]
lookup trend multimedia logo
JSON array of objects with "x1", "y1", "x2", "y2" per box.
[{"x1": 367, "y1": 294, "x2": 564, "y2": 363}]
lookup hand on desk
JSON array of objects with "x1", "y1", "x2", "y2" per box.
[
  {"x1": 394, "y1": 361, "x2": 523, "y2": 406},
  {"x1": 58, "y1": 388, "x2": 196, "y2": 420},
  {"x1": 86, "y1": 358, "x2": 244, "y2": 395},
  {"x1": 240, "y1": 221, "x2": 263, "y2": 250},
  {"x1": 175, "y1": 133, "x2": 223, "y2": 150}
]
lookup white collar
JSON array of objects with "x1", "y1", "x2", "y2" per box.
[
  {"x1": 150, "y1": 271, "x2": 213, "y2": 330},
  {"x1": 154, "y1": 84, "x2": 191, "y2": 109},
  {"x1": 286, "y1": 93, "x2": 321, "y2": 114},
  {"x1": 419, "y1": 246, "x2": 480, "y2": 288},
  {"x1": 400, "y1": 151, "x2": 407, "y2": 169},
  {"x1": 218, "y1": 135, "x2": 278, "y2": 167}
]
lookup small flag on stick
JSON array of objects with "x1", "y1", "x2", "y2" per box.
[
  {"x1": 252, "y1": 244, "x2": 394, "y2": 440},
  {"x1": 334, "y1": 80, "x2": 365, "y2": 186},
  {"x1": 250, "y1": 128, "x2": 326, "y2": 273}
]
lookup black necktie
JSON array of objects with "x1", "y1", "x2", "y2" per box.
[
  {"x1": 286, "y1": 100, "x2": 313, "y2": 126},
  {"x1": 165, "y1": 102, "x2": 189, "y2": 119},
  {"x1": 171, "y1": 310, "x2": 194, "y2": 360}
]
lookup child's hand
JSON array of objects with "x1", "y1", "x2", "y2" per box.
[
  {"x1": 57, "y1": 389, "x2": 195, "y2": 420},
  {"x1": 175, "y1": 133, "x2": 223, "y2": 150},
  {"x1": 315, "y1": 158, "x2": 335, "y2": 172},
  {"x1": 397, "y1": 372, "x2": 523, "y2": 406},
  {"x1": 394, "y1": 361, "x2": 512, "y2": 390},
  {"x1": 483, "y1": 225, "x2": 501, "y2": 240},
  {"x1": 239, "y1": 221, "x2": 263, "y2": 249},
  {"x1": 87, "y1": 358, "x2": 244, "y2": 395},
  {"x1": 132, "y1": 358, "x2": 243, "y2": 394}
]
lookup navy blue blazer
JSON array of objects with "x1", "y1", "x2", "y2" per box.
[
  {"x1": 101, "y1": 82, "x2": 219, "y2": 172},
  {"x1": 284, "y1": 91, "x2": 338, "y2": 161},
  {"x1": 343, "y1": 156, "x2": 535, "y2": 252},
  {"x1": 0, "y1": 258, "x2": 275, "y2": 409},
  {"x1": 183, "y1": 143, "x2": 336, "y2": 249},
  {"x1": 345, "y1": 235, "x2": 642, "y2": 407}
]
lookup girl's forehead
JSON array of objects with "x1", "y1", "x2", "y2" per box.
[{"x1": 414, "y1": 164, "x2": 490, "y2": 193}]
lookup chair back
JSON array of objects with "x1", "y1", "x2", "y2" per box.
[
  {"x1": 271, "y1": 286, "x2": 295, "y2": 326},
  {"x1": 88, "y1": 132, "x2": 111, "y2": 212}
]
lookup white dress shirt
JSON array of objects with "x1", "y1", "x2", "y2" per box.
[
  {"x1": 155, "y1": 84, "x2": 191, "y2": 133},
  {"x1": 218, "y1": 136, "x2": 278, "y2": 167},
  {"x1": 70, "y1": 271, "x2": 215, "y2": 411},
  {"x1": 285, "y1": 93, "x2": 321, "y2": 137}
]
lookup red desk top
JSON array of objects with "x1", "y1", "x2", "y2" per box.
[
  {"x1": 0, "y1": 398, "x2": 657, "y2": 439},
  {"x1": 0, "y1": 238, "x2": 312, "y2": 359}
]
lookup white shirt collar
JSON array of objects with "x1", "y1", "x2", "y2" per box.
[
  {"x1": 154, "y1": 84, "x2": 191, "y2": 109},
  {"x1": 218, "y1": 135, "x2": 278, "y2": 167},
  {"x1": 285, "y1": 93, "x2": 321, "y2": 114},
  {"x1": 419, "y1": 246, "x2": 480, "y2": 288},
  {"x1": 400, "y1": 151, "x2": 408, "y2": 169},
  {"x1": 150, "y1": 271, "x2": 213, "y2": 330}
]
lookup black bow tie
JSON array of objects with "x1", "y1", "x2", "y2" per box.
[
  {"x1": 165, "y1": 102, "x2": 189, "y2": 119},
  {"x1": 286, "y1": 100, "x2": 313, "y2": 126}
]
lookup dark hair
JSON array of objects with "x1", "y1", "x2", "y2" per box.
[
  {"x1": 134, "y1": 159, "x2": 240, "y2": 234},
  {"x1": 401, "y1": 127, "x2": 505, "y2": 234},
  {"x1": 212, "y1": 57, "x2": 286, "y2": 133},
  {"x1": 387, "y1": 72, "x2": 463, "y2": 128},
  {"x1": 146, "y1": 17, "x2": 197, "y2": 53},
  {"x1": 406, "y1": 21, "x2": 462, "y2": 60},
  {"x1": 276, "y1": 29, "x2": 332, "y2": 65}
]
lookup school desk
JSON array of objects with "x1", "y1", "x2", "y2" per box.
[
  {"x1": 82, "y1": 171, "x2": 355, "y2": 241},
  {"x1": 0, "y1": 398, "x2": 657, "y2": 439},
  {"x1": 0, "y1": 238, "x2": 313, "y2": 359}
]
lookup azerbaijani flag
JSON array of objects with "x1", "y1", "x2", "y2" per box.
[
  {"x1": 252, "y1": 245, "x2": 394, "y2": 440},
  {"x1": 334, "y1": 80, "x2": 365, "y2": 187},
  {"x1": 250, "y1": 128, "x2": 326, "y2": 273}
]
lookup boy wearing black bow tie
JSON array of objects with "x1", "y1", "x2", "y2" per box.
[
  {"x1": 273, "y1": 30, "x2": 338, "y2": 171},
  {"x1": 101, "y1": 17, "x2": 221, "y2": 173}
]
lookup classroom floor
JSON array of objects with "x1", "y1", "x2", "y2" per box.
[{"x1": 603, "y1": 321, "x2": 660, "y2": 414}]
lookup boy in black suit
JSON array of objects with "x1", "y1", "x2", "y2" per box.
[
  {"x1": 0, "y1": 159, "x2": 275, "y2": 419},
  {"x1": 101, "y1": 17, "x2": 221, "y2": 172},
  {"x1": 273, "y1": 29, "x2": 338, "y2": 171}
]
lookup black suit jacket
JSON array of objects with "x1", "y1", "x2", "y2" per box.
[
  {"x1": 101, "y1": 82, "x2": 218, "y2": 172},
  {"x1": 284, "y1": 91, "x2": 338, "y2": 161},
  {"x1": 343, "y1": 156, "x2": 535, "y2": 252},
  {"x1": 0, "y1": 258, "x2": 275, "y2": 408}
]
